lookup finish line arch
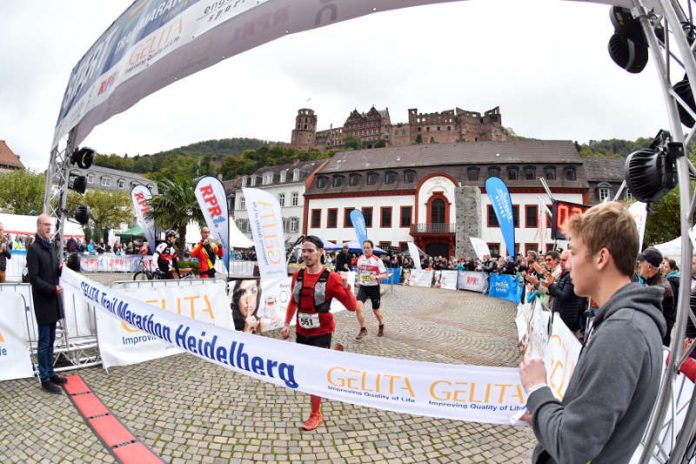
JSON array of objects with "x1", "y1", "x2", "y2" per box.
[{"x1": 44, "y1": 1, "x2": 696, "y2": 462}]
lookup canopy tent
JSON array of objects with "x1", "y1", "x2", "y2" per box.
[
  {"x1": 654, "y1": 226, "x2": 696, "y2": 269},
  {"x1": 185, "y1": 218, "x2": 254, "y2": 249},
  {"x1": 325, "y1": 240, "x2": 387, "y2": 255},
  {"x1": 0, "y1": 213, "x2": 84, "y2": 239},
  {"x1": 115, "y1": 224, "x2": 145, "y2": 242}
]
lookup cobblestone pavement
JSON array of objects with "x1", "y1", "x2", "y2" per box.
[{"x1": 1, "y1": 281, "x2": 535, "y2": 463}]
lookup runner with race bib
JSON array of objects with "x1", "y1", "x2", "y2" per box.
[{"x1": 355, "y1": 240, "x2": 388, "y2": 341}]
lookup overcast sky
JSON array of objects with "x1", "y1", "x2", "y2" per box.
[{"x1": 1, "y1": 0, "x2": 670, "y2": 171}]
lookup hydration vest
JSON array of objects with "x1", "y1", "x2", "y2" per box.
[{"x1": 293, "y1": 269, "x2": 332, "y2": 313}]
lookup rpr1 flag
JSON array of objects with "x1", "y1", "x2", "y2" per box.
[
  {"x1": 243, "y1": 188, "x2": 287, "y2": 281},
  {"x1": 131, "y1": 185, "x2": 156, "y2": 254},
  {"x1": 350, "y1": 209, "x2": 368, "y2": 246},
  {"x1": 195, "y1": 176, "x2": 230, "y2": 270},
  {"x1": 485, "y1": 177, "x2": 516, "y2": 258}
]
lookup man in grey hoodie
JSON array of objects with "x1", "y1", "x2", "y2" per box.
[{"x1": 519, "y1": 202, "x2": 666, "y2": 463}]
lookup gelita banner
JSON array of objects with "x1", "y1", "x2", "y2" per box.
[
  {"x1": 60, "y1": 268, "x2": 528, "y2": 424},
  {"x1": 195, "y1": 176, "x2": 230, "y2": 270},
  {"x1": 131, "y1": 185, "x2": 156, "y2": 254},
  {"x1": 350, "y1": 209, "x2": 368, "y2": 246},
  {"x1": 485, "y1": 177, "x2": 515, "y2": 258}
]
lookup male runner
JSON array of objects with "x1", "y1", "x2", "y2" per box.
[
  {"x1": 282, "y1": 235, "x2": 356, "y2": 431},
  {"x1": 355, "y1": 240, "x2": 388, "y2": 340}
]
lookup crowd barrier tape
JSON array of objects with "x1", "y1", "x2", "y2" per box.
[
  {"x1": 61, "y1": 268, "x2": 528, "y2": 424},
  {"x1": 103, "y1": 279, "x2": 232, "y2": 370},
  {"x1": 0, "y1": 294, "x2": 34, "y2": 381},
  {"x1": 489, "y1": 274, "x2": 523, "y2": 304}
]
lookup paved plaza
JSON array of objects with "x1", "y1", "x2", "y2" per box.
[{"x1": 1, "y1": 282, "x2": 535, "y2": 463}]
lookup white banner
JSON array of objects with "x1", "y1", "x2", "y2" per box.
[
  {"x1": 407, "y1": 242, "x2": 422, "y2": 270},
  {"x1": 258, "y1": 276, "x2": 292, "y2": 332},
  {"x1": 195, "y1": 176, "x2": 230, "y2": 270},
  {"x1": 469, "y1": 237, "x2": 491, "y2": 260},
  {"x1": 61, "y1": 268, "x2": 528, "y2": 424},
  {"x1": 408, "y1": 269, "x2": 434, "y2": 288},
  {"x1": 544, "y1": 315, "x2": 582, "y2": 401},
  {"x1": 628, "y1": 201, "x2": 648, "y2": 253},
  {"x1": 243, "y1": 188, "x2": 287, "y2": 281},
  {"x1": 0, "y1": 294, "x2": 34, "y2": 381},
  {"x1": 131, "y1": 185, "x2": 156, "y2": 254},
  {"x1": 434, "y1": 270, "x2": 458, "y2": 290},
  {"x1": 457, "y1": 271, "x2": 488, "y2": 293},
  {"x1": 99, "y1": 279, "x2": 232, "y2": 369}
]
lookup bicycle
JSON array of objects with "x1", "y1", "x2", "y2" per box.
[{"x1": 133, "y1": 256, "x2": 195, "y2": 281}]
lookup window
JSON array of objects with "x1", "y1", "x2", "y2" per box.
[
  {"x1": 101, "y1": 177, "x2": 111, "y2": 187},
  {"x1": 564, "y1": 167, "x2": 576, "y2": 181},
  {"x1": 316, "y1": 176, "x2": 328, "y2": 188},
  {"x1": 404, "y1": 170, "x2": 416, "y2": 183},
  {"x1": 311, "y1": 209, "x2": 322, "y2": 228},
  {"x1": 292, "y1": 192, "x2": 299, "y2": 206},
  {"x1": 467, "y1": 167, "x2": 480, "y2": 181},
  {"x1": 367, "y1": 172, "x2": 379, "y2": 185},
  {"x1": 117, "y1": 179, "x2": 125, "y2": 189},
  {"x1": 400, "y1": 206, "x2": 412, "y2": 228},
  {"x1": 512, "y1": 205, "x2": 519, "y2": 228},
  {"x1": 289, "y1": 217, "x2": 299, "y2": 233},
  {"x1": 431, "y1": 198, "x2": 446, "y2": 223},
  {"x1": 332, "y1": 175, "x2": 344, "y2": 187},
  {"x1": 240, "y1": 197, "x2": 246, "y2": 209},
  {"x1": 278, "y1": 193, "x2": 285, "y2": 207},
  {"x1": 381, "y1": 206, "x2": 393, "y2": 228},
  {"x1": 598, "y1": 187, "x2": 611, "y2": 202},
  {"x1": 327, "y1": 208, "x2": 338, "y2": 228},
  {"x1": 263, "y1": 172, "x2": 273, "y2": 185},
  {"x1": 507, "y1": 166, "x2": 519, "y2": 181},
  {"x1": 525, "y1": 205, "x2": 538, "y2": 228},
  {"x1": 349, "y1": 173, "x2": 362, "y2": 186},
  {"x1": 488, "y1": 166, "x2": 500, "y2": 178},
  {"x1": 487, "y1": 205, "x2": 499, "y2": 227},
  {"x1": 362, "y1": 207, "x2": 373, "y2": 227},
  {"x1": 344, "y1": 208, "x2": 354, "y2": 227},
  {"x1": 279, "y1": 170, "x2": 287, "y2": 183},
  {"x1": 523, "y1": 166, "x2": 536, "y2": 180},
  {"x1": 293, "y1": 169, "x2": 300, "y2": 182},
  {"x1": 544, "y1": 166, "x2": 556, "y2": 181},
  {"x1": 385, "y1": 171, "x2": 397, "y2": 185},
  {"x1": 487, "y1": 242, "x2": 500, "y2": 257}
]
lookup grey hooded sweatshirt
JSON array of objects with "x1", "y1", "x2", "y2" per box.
[{"x1": 526, "y1": 282, "x2": 666, "y2": 464}]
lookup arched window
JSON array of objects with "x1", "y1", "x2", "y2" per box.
[
  {"x1": 349, "y1": 173, "x2": 362, "y2": 186},
  {"x1": 385, "y1": 171, "x2": 397, "y2": 185},
  {"x1": 404, "y1": 170, "x2": 416, "y2": 183},
  {"x1": 507, "y1": 166, "x2": 519, "y2": 181},
  {"x1": 316, "y1": 176, "x2": 328, "y2": 188},
  {"x1": 523, "y1": 166, "x2": 536, "y2": 180},
  {"x1": 488, "y1": 166, "x2": 500, "y2": 178},
  {"x1": 467, "y1": 167, "x2": 480, "y2": 181},
  {"x1": 367, "y1": 172, "x2": 379, "y2": 185},
  {"x1": 332, "y1": 175, "x2": 344, "y2": 187},
  {"x1": 564, "y1": 166, "x2": 576, "y2": 181},
  {"x1": 544, "y1": 166, "x2": 556, "y2": 180}
]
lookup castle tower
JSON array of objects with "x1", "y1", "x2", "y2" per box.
[{"x1": 291, "y1": 108, "x2": 317, "y2": 149}]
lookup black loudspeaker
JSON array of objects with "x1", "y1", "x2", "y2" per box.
[
  {"x1": 608, "y1": 32, "x2": 649, "y2": 74},
  {"x1": 673, "y1": 79, "x2": 696, "y2": 127}
]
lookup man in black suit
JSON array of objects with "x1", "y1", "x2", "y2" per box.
[{"x1": 27, "y1": 214, "x2": 67, "y2": 394}]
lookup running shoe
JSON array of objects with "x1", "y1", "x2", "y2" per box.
[
  {"x1": 302, "y1": 413, "x2": 323, "y2": 431},
  {"x1": 355, "y1": 327, "x2": 368, "y2": 341}
]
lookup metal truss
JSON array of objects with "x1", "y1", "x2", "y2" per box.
[
  {"x1": 43, "y1": 128, "x2": 77, "y2": 259},
  {"x1": 632, "y1": 0, "x2": 696, "y2": 462}
]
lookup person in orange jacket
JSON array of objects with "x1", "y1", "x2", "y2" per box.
[{"x1": 190, "y1": 226, "x2": 223, "y2": 278}]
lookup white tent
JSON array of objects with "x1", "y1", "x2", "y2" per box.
[
  {"x1": 185, "y1": 218, "x2": 253, "y2": 248},
  {"x1": 654, "y1": 225, "x2": 696, "y2": 269},
  {"x1": 0, "y1": 213, "x2": 85, "y2": 239}
]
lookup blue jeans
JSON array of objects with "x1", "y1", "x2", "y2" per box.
[{"x1": 37, "y1": 323, "x2": 56, "y2": 382}]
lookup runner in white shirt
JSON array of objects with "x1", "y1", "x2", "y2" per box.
[{"x1": 355, "y1": 240, "x2": 388, "y2": 340}]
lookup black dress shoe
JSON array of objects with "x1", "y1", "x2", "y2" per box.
[
  {"x1": 50, "y1": 374, "x2": 68, "y2": 385},
  {"x1": 41, "y1": 382, "x2": 62, "y2": 394}
]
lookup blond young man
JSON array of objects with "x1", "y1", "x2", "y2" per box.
[{"x1": 519, "y1": 202, "x2": 665, "y2": 463}]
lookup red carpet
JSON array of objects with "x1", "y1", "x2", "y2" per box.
[{"x1": 63, "y1": 374, "x2": 163, "y2": 464}]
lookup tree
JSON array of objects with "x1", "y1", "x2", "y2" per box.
[
  {"x1": 344, "y1": 135, "x2": 362, "y2": 150},
  {"x1": 0, "y1": 169, "x2": 45, "y2": 214},
  {"x1": 147, "y1": 177, "x2": 204, "y2": 252},
  {"x1": 82, "y1": 190, "x2": 133, "y2": 243}
]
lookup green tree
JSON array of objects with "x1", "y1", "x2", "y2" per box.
[
  {"x1": 147, "y1": 177, "x2": 204, "y2": 252},
  {"x1": 82, "y1": 190, "x2": 133, "y2": 243},
  {"x1": 344, "y1": 135, "x2": 362, "y2": 150},
  {"x1": 0, "y1": 169, "x2": 45, "y2": 214}
]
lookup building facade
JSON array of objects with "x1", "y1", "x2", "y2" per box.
[
  {"x1": 67, "y1": 165, "x2": 157, "y2": 194},
  {"x1": 302, "y1": 141, "x2": 626, "y2": 258},
  {"x1": 230, "y1": 159, "x2": 326, "y2": 245},
  {"x1": 0, "y1": 140, "x2": 25, "y2": 172},
  {"x1": 290, "y1": 105, "x2": 507, "y2": 151}
]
